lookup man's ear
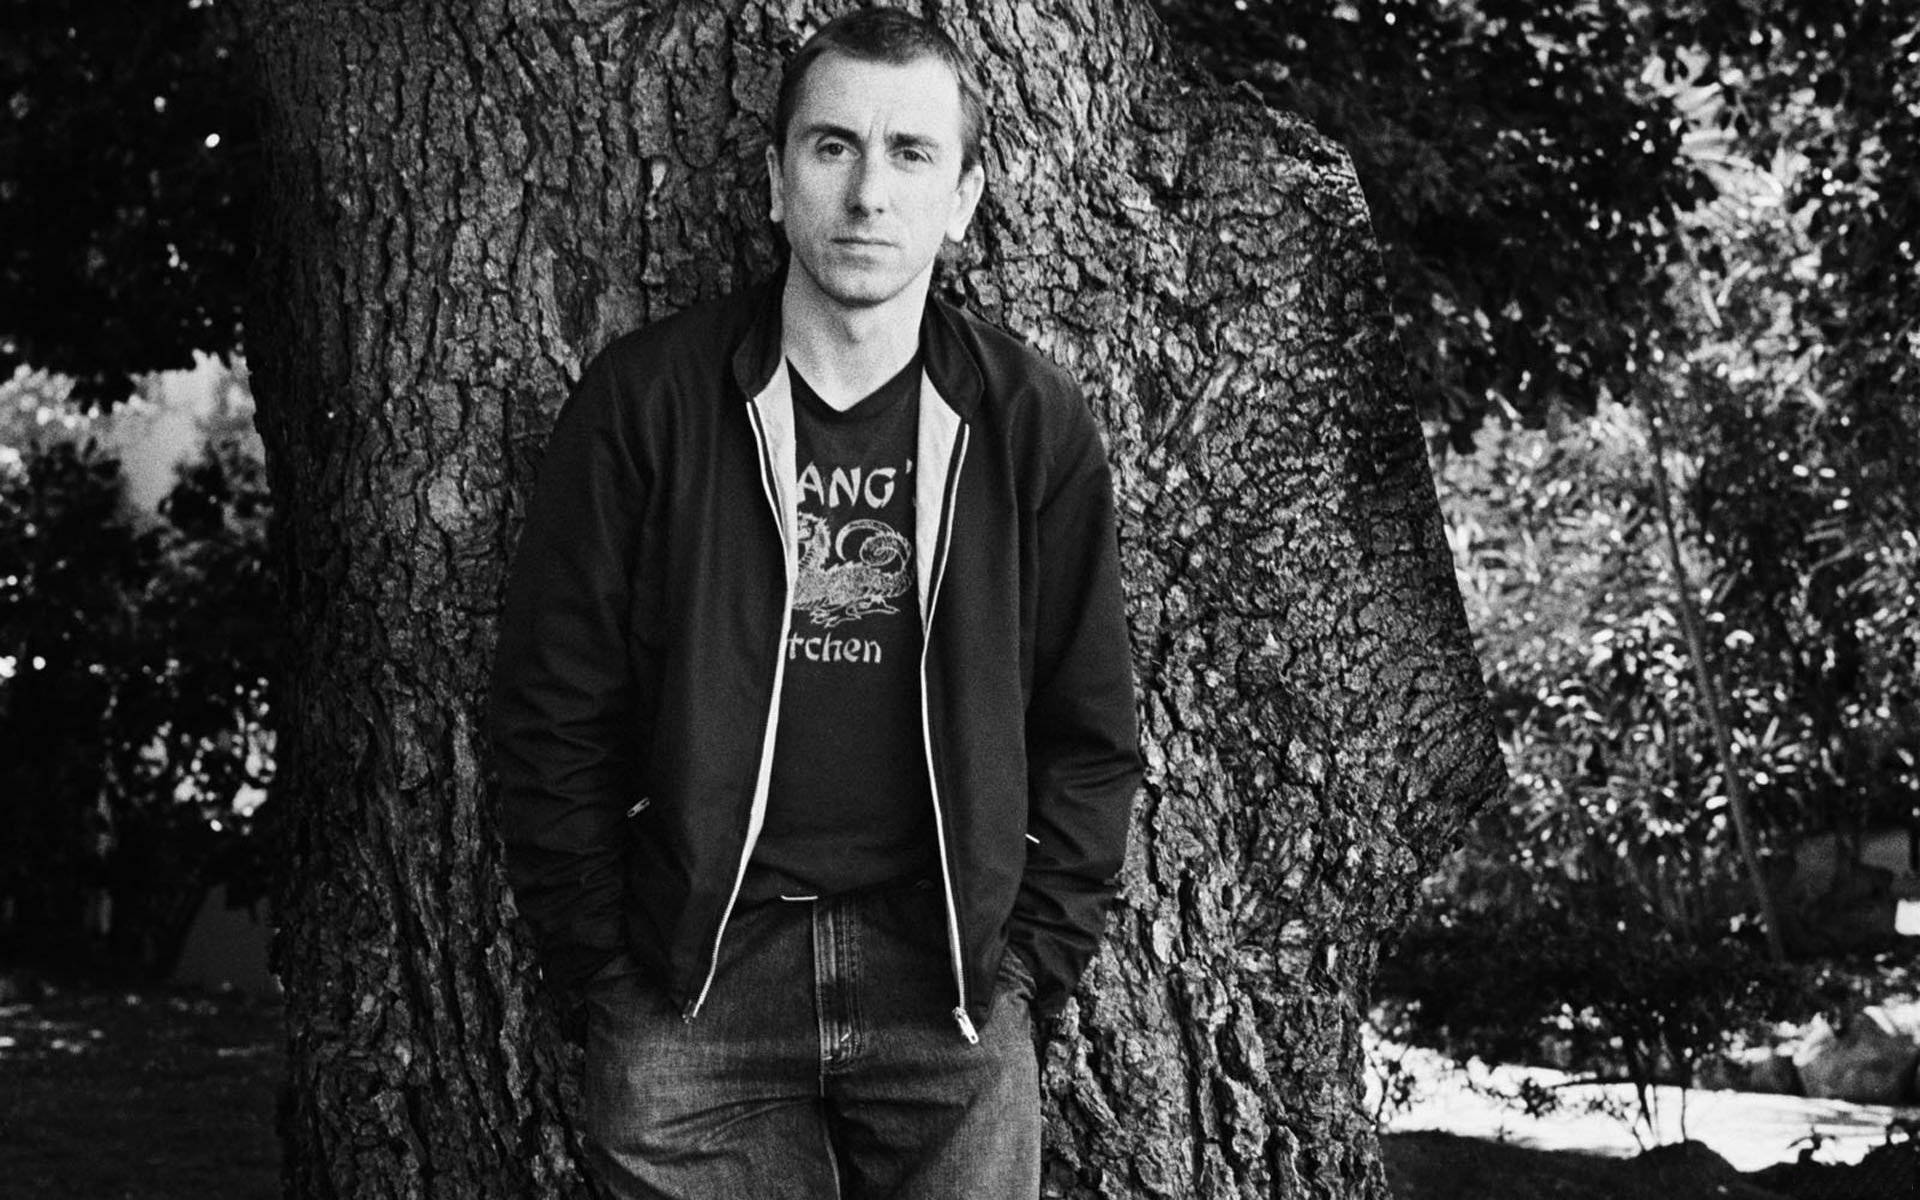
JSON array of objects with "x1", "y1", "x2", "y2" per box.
[
  {"x1": 766, "y1": 144, "x2": 785, "y2": 224},
  {"x1": 945, "y1": 162, "x2": 985, "y2": 243}
]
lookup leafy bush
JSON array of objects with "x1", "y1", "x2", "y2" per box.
[
  {"x1": 1378, "y1": 864, "x2": 1788, "y2": 1087},
  {"x1": 0, "y1": 383, "x2": 274, "y2": 979},
  {"x1": 1395, "y1": 362, "x2": 1915, "y2": 1093},
  {"x1": 1440, "y1": 406, "x2": 1765, "y2": 928}
]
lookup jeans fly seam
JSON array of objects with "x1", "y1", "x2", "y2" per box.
[
  {"x1": 812, "y1": 900, "x2": 832, "y2": 1092},
  {"x1": 841, "y1": 896, "x2": 863, "y2": 1066}
]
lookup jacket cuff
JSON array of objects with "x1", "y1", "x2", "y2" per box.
[
  {"x1": 543, "y1": 943, "x2": 622, "y2": 997},
  {"x1": 1007, "y1": 932, "x2": 1080, "y2": 1020}
]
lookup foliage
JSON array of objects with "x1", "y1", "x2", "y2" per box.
[
  {"x1": 1665, "y1": 225, "x2": 1920, "y2": 838},
  {"x1": 1374, "y1": 408, "x2": 1742, "y2": 1109},
  {"x1": 1409, "y1": 352, "x2": 1916, "y2": 1070},
  {"x1": 1402, "y1": 145, "x2": 1918, "y2": 1054},
  {"x1": 1157, "y1": 0, "x2": 1917, "y2": 462},
  {"x1": 1660, "y1": 0, "x2": 1920, "y2": 497},
  {"x1": 1158, "y1": 0, "x2": 1714, "y2": 441},
  {"x1": 1311, "y1": 0, "x2": 1920, "y2": 1089},
  {"x1": 1443, "y1": 409, "x2": 1737, "y2": 922},
  {"x1": 0, "y1": 385, "x2": 274, "y2": 978},
  {"x1": 0, "y1": 0, "x2": 252, "y2": 402},
  {"x1": 1654, "y1": 46, "x2": 1920, "y2": 842},
  {"x1": 1377, "y1": 887, "x2": 1787, "y2": 1088}
]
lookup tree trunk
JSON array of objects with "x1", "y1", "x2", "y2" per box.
[{"x1": 236, "y1": 2, "x2": 1504, "y2": 1197}]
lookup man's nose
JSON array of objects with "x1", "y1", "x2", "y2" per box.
[{"x1": 846, "y1": 156, "x2": 888, "y2": 213}]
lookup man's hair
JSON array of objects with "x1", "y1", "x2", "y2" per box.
[{"x1": 773, "y1": 7, "x2": 987, "y2": 172}]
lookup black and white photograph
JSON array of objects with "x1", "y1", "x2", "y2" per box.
[{"x1": 2, "y1": 2, "x2": 1916, "y2": 1197}]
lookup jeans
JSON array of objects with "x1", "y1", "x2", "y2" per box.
[{"x1": 582, "y1": 880, "x2": 1041, "y2": 1199}]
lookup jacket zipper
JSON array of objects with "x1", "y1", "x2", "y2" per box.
[
  {"x1": 688, "y1": 378, "x2": 975, "y2": 1043},
  {"x1": 918, "y1": 423, "x2": 976, "y2": 1043},
  {"x1": 685, "y1": 398, "x2": 795, "y2": 1021}
]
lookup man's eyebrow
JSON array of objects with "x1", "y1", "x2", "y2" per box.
[
  {"x1": 795, "y1": 122, "x2": 946, "y2": 153},
  {"x1": 886, "y1": 131, "x2": 942, "y2": 153},
  {"x1": 798, "y1": 121, "x2": 862, "y2": 144}
]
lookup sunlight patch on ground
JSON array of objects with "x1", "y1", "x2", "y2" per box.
[
  {"x1": 1896, "y1": 900, "x2": 1920, "y2": 937},
  {"x1": 1371, "y1": 1041, "x2": 1918, "y2": 1171}
]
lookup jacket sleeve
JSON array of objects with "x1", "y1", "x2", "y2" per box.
[
  {"x1": 490, "y1": 351, "x2": 650, "y2": 995},
  {"x1": 1010, "y1": 392, "x2": 1142, "y2": 1017}
]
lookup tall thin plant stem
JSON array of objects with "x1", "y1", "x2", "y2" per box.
[{"x1": 1643, "y1": 392, "x2": 1790, "y2": 963}]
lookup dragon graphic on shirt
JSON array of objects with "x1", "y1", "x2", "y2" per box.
[{"x1": 792, "y1": 512, "x2": 913, "y2": 628}]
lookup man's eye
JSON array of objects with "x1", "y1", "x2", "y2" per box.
[
  {"x1": 898, "y1": 147, "x2": 932, "y2": 165},
  {"x1": 817, "y1": 140, "x2": 851, "y2": 158}
]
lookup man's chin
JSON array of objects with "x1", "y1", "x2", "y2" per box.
[
  {"x1": 791, "y1": 259, "x2": 933, "y2": 314},
  {"x1": 806, "y1": 286, "x2": 909, "y2": 318},
  {"x1": 816, "y1": 270, "x2": 903, "y2": 308}
]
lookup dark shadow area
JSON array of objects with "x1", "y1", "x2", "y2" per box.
[{"x1": 0, "y1": 972, "x2": 280, "y2": 1200}]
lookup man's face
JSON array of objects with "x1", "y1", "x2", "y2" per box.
[{"x1": 768, "y1": 52, "x2": 984, "y2": 313}]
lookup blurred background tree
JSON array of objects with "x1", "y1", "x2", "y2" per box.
[
  {"x1": 0, "y1": 0, "x2": 252, "y2": 404},
  {"x1": 0, "y1": 367, "x2": 274, "y2": 980},
  {"x1": 1, "y1": 0, "x2": 270, "y2": 980}
]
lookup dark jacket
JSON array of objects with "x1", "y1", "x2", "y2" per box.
[{"x1": 490, "y1": 276, "x2": 1141, "y2": 1034}]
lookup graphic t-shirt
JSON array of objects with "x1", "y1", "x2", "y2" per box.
[{"x1": 743, "y1": 356, "x2": 937, "y2": 900}]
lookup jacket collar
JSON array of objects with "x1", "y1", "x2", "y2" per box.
[
  {"x1": 728, "y1": 274, "x2": 787, "y2": 400},
  {"x1": 729, "y1": 267, "x2": 984, "y2": 419}
]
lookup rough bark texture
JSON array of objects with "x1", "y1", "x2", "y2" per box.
[{"x1": 238, "y1": 1, "x2": 1504, "y2": 1197}]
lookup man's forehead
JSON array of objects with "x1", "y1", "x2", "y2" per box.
[{"x1": 787, "y1": 51, "x2": 966, "y2": 141}]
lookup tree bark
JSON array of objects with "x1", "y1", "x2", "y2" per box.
[{"x1": 237, "y1": 2, "x2": 1504, "y2": 1197}]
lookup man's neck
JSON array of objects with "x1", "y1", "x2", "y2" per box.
[{"x1": 780, "y1": 269, "x2": 929, "y2": 411}]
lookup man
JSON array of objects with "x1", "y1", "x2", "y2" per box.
[{"x1": 490, "y1": 8, "x2": 1140, "y2": 1197}]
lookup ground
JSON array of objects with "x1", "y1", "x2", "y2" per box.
[
  {"x1": 1373, "y1": 1038, "x2": 1917, "y2": 1171},
  {"x1": 0, "y1": 980, "x2": 280, "y2": 1200},
  {"x1": 0, "y1": 976, "x2": 1914, "y2": 1199},
  {"x1": 1384, "y1": 1133, "x2": 1918, "y2": 1200}
]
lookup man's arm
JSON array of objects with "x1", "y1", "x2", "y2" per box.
[
  {"x1": 1011, "y1": 393, "x2": 1142, "y2": 1017},
  {"x1": 490, "y1": 352, "x2": 650, "y2": 995}
]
